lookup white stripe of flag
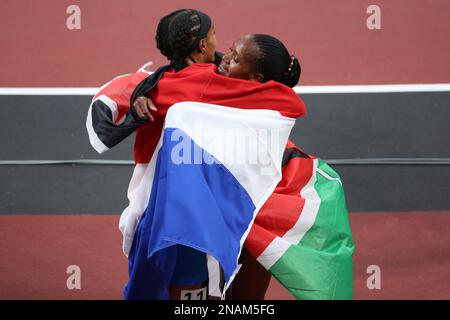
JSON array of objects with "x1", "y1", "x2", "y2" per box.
[{"x1": 257, "y1": 159, "x2": 321, "y2": 270}]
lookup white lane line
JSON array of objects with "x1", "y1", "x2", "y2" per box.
[{"x1": 1, "y1": 84, "x2": 450, "y2": 95}]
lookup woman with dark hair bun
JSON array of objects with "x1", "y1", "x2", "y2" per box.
[
  {"x1": 218, "y1": 34, "x2": 301, "y2": 88},
  {"x1": 252, "y1": 34, "x2": 301, "y2": 87}
]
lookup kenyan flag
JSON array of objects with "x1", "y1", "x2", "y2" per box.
[{"x1": 245, "y1": 141, "x2": 355, "y2": 300}]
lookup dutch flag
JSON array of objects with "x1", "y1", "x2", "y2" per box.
[{"x1": 119, "y1": 101, "x2": 296, "y2": 299}]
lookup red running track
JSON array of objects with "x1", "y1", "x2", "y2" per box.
[
  {"x1": 1, "y1": 0, "x2": 449, "y2": 301},
  {"x1": 1, "y1": 0, "x2": 450, "y2": 87},
  {"x1": 0, "y1": 212, "x2": 449, "y2": 300}
]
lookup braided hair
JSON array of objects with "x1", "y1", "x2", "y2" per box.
[
  {"x1": 251, "y1": 34, "x2": 301, "y2": 88},
  {"x1": 168, "y1": 11, "x2": 202, "y2": 71},
  {"x1": 155, "y1": 9, "x2": 189, "y2": 60},
  {"x1": 155, "y1": 9, "x2": 214, "y2": 71},
  {"x1": 131, "y1": 10, "x2": 215, "y2": 106}
]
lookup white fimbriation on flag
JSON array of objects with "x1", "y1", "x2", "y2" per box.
[{"x1": 257, "y1": 159, "x2": 321, "y2": 270}]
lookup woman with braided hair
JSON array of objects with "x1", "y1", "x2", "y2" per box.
[
  {"x1": 131, "y1": 9, "x2": 221, "y2": 121},
  {"x1": 165, "y1": 10, "x2": 217, "y2": 71}
]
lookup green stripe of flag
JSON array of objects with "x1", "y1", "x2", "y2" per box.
[{"x1": 268, "y1": 159, "x2": 355, "y2": 300}]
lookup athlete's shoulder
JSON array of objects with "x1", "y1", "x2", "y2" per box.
[
  {"x1": 257, "y1": 81, "x2": 307, "y2": 118},
  {"x1": 94, "y1": 72, "x2": 149, "y2": 99}
]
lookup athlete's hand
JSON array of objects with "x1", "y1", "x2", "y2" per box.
[{"x1": 133, "y1": 95, "x2": 157, "y2": 121}]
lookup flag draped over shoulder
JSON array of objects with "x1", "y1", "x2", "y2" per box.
[
  {"x1": 122, "y1": 102, "x2": 295, "y2": 299},
  {"x1": 86, "y1": 72, "x2": 149, "y2": 154},
  {"x1": 245, "y1": 141, "x2": 355, "y2": 300},
  {"x1": 86, "y1": 67, "x2": 354, "y2": 300}
]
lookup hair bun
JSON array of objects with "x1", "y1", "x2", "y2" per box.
[{"x1": 283, "y1": 56, "x2": 301, "y2": 88}]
